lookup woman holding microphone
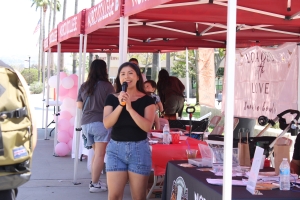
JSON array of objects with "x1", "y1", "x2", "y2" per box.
[{"x1": 103, "y1": 62, "x2": 155, "y2": 200}]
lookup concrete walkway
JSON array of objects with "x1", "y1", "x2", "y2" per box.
[{"x1": 17, "y1": 94, "x2": 134, "y2": 200}]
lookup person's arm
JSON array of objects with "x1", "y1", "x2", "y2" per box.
[
  {"x1": 157, "y1": 101, "x2": 164, "y2": 113},
  {"x1": 77, "y1": 101, "x2": 83, "y2": 109},
  {"x1": 103, "y1": 93, "x2": 125, "y2": 129},
  {"x1": 103, "y1": 105, "x2": 123, "y2": 129},
  {"x1": 76, "y1": 85, "x2": 83, "y2": 109},
  {"x1": 291, "y1": 159, "x2": 300, "y2": 175}
]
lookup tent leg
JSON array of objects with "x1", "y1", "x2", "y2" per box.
[
  {"x1": 44, "y1": 49, "x2": 51, "y2": 140},
  {"x1": 53, "y1": 43, "x2": 61, "y2": 155},
  {"x1": 222, "y1": 0, "x2": 237, "y2": 199}
]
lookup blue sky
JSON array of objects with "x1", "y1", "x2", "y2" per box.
[{"x1": 0, "y1": 0, "x2": 95, "y2": 65}]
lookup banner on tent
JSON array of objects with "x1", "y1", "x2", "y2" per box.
[
  {"x1": 222, "y1": 43, "x2": 298, "y2": 119},
  {"x1": 198, "y1": 48, "x2": 215, "y2": 108},
  {"x1": 58, "y1": 10, "x2": 85, "y2": 42},
  {"x1": 49, "y1": 28, "x2": 57, "y2": 48},
  {"x1": 85, "y1": 0, "x2": 120, "y2": 34}
]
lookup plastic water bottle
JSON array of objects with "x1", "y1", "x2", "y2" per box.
[
  {"x1": 163, "y1": 124, "x2": 170, "y2": 145},
  {"x1": 279, "y1": 158, "x2": 290, "y2": 190}
]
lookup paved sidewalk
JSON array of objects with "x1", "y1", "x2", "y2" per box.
[
  {"x1": 17, "y1": 129, "x2": 133, "y2": 200},
  {"x1": 17, "y1": 94, "x2": 133, "y2": 200}
]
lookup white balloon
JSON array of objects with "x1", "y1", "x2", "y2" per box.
[
  {"x1": 63, "y1": 97, "x2": 76, "y2": 109},
  {"x1": 62, "y1": 77, "x2": 74, "y2": 89},
  {"x1": 48, "y1": 76, "x2": 58, "y2": 88}
]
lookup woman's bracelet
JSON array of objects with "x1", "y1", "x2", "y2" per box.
[{"x1": 119, "y1": 103, "x2": 125, "y2": 107}]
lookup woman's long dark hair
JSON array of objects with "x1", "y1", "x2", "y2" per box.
[
  {"x1": 157, "y1": 69, "x2": 170, "y2": 103},
  {"x1": 85, "y1": 59, "x2": 109, "y2": 95},
  {"x1": 115, "y1": 62, "x2": 146, "y2": 94}
]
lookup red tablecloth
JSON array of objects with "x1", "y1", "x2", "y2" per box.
[{"x1": 151, "y1": 137, "x2": 206, "y2": 176}]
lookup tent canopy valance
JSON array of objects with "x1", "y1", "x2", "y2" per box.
[{"x1": 46, "y1": 0, "x2": 300, "y2": 53}]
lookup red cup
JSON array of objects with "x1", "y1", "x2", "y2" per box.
[
  {"x1": 171, "y1": 133, "x2": 180, "y2": 144},
  {"x1": 185, "y1": 125, "x2": 192, "y2": 132}
]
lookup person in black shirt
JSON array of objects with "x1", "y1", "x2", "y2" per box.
[
  {"x1": 291, "y1": 133, "x2": 300, "y2": 175},
  {"x1": 103, "y1": 62, "x2": 155, "y2": 200}
]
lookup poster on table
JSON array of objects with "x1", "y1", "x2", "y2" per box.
[
  {"x1": 198, "y1": 48, "x2": 215, "y2": 108},
  {"x1": 222, "y1": 43, "x2": 298, "y2": 119}
]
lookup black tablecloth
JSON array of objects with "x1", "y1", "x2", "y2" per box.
[{"x1": 162, "y1": 160, "x2": 300, "y2": 200}]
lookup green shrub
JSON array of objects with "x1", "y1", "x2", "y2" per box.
[
  {"x1": 30, "y1": 81, "x2": 43, "y2": 94},
  {"x1": 21, "y1": 68, "x2": 38, "y2": 85}
]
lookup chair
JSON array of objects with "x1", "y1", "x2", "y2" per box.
[
  {"x1": 202, "y1": 115, "x2": 222, "y2": 133},
  {"x1": 209, "y1": 125, "x2": 224, "y2": 135},
  {"x1": 233, "y1": 117, "x2": 239, "y2": 131}
]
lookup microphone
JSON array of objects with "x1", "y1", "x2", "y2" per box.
[{"x1": 120, "y1": 82, "x2": 128, "y2": 106}]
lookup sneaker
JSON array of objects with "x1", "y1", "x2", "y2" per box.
[
  {"x1": 89, "y1": 183, "x2": 107, "y2": 193},
  {"x1": 89, "y1": 180, "x2": 107, "y2": 189}
]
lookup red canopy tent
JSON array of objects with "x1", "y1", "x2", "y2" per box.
[{"x1": 44, "y1": 0, "x2": 300, "y2": 196}]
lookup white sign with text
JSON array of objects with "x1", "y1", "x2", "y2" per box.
[{"x1": 246, "y1": 146, "x2": 264, "y2": 194}]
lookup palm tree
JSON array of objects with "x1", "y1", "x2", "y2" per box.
[
  {"x1": 50, "y1": 0, "x2": 61, "y2": 75},
  {"x1": 31, "y1": 0, "x2": 51, "y2": 82},
  {"x1": 31, "y1": 0, "x2": 61, "y2": 77}
]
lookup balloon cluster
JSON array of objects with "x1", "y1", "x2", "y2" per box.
[{"x1": 48, "y1": 72, "x2": 78, "y2": 156}]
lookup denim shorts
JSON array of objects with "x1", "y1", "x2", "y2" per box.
[
  {"x1": 81, "y1": 122, "x2": 111, "y2": 147},
  {"x1": 106, "y1": 139, "x2": 152, "y2": 176}
]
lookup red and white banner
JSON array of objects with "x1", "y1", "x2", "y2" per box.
[
  {"x1": 198, "y1": 48, "x2": 215, "y2": 108},
  {"x1": 223, "y1": 43, "x2": 298, "y2": 119},
  {"x1": 43, "y1": 37, "x2": 49, "y2": 51},
  {"x1": 58, "y1": 10, "x2": 85, "y2": 42},
  {"x1": 124, "y1": 0, "x2": 172, "y2": 16},
  {"x1": 85, "y1": 0, "x2": 120, "y2": 34},
  {"x1": 49, "y1": 28, "x2": 57, "y2": 48}
]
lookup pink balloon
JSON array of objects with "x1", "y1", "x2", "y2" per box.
[
  {"x1": 69, "y1": 74, "x2": 78, "y2": 86},
  {"x1": 58, "y1": 118, "x2": 71, "y2": 132},
  {"x1": 59, "y1": 85, "x2": 69, "y2": 97},
  {"x1": 67, "y1": 86, "x2": 78, "y2": 99},
  {"x1": 59, "y1": 72, "x2": 68, "y2": 80},
  {"x1": 59, "y1": 110, "x2": 72, "y2": 120},
  {"x1": 67, "y1": 139, "x2": 73, "y2": 150},
  {"x1": 55, "y1": 142, "x2": 70, "y2": 157},
  {"x1": 57, "y1": 131, "x2": 71, "y2": 143},
  {"x1": 68, "y1": 126, "x2": 74, "y2": 138}
]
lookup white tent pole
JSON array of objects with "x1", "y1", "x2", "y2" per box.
[
  {"x1": 122, "y1": 16, "x2": 129, "y2": 62},
  {"x1": 42, "y1": 51, "x2": 46, "y2": 129},
  {"x1": 119, "y1": 17, "x2": 124, "y2": 66},
  {"x1": 222, "y1": 0, "x2": 237, "y2": 199},
  {"x1": 73, "y1": 34, "x2": 83, "y2": 185},
  {"x1": 44, "y1": 48, "x2": 51, "y2": 140},
  {"x1": 186, "y1": 48, "x2": 190, "y2": 104},
  {"x1": 297, "y1": 44, "x2": 300, "y2": 111},
  {"x1": 82, "y1": 34, "x2": 87, "y2": 83},
  {"x1": 54, "y1": 43, "x2": 61, "y2": 155}
]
